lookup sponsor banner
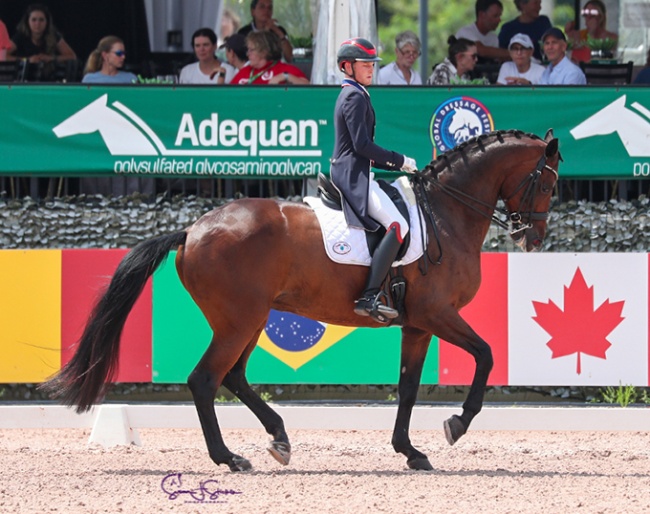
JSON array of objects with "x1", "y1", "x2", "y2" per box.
[
  {"x1": 0, "y1": 250, "x2": 61, "y2": 382},
  {"x1": 151, "y1": 252, "x2": 438, "y2": 384},
  {"x1": 61, "y1": 250, "x2": 152, "y2": 382},
  {"x1": 508, "y1": 253, "x2": 648, "y2": 386},
  {"x1": 1, "y1": 86, "x2": 649, "y2": 179}
]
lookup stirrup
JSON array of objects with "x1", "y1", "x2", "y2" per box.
[{"x1": 354, "y1": 293, "x2": 399, "y2": 323}]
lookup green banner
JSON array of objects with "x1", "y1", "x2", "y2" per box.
[
  {"x1": 152, "y1": 252, "x2": 439, "y2": 384},
  {"x1": 1, "y1": 85, "x2": 649, "y2": 179}
]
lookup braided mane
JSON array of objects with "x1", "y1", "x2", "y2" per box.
[{"x1": 421, "y1": 129, "x2": 544, "y2": 176}]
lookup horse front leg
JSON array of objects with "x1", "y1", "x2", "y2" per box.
[
  {"x1": 391, "y1": 327, "x2": 433, "y2": 471},
  {"x1": 436, "y1": 310, "x2": 494, "y2": 446}
]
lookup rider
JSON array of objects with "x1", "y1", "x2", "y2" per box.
[{"x1": 330, "y1": 37, "x2": 418, "y2": 323}]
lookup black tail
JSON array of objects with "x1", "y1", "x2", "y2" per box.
[{"x1": 40, "y1": 231, "x2": 187, "y2": 412}]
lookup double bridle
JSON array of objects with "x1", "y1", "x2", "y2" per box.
[{"x1": 411, "y1": 150, "x2": 559, "y2": 272}]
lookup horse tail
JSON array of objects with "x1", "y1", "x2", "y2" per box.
[{"x1": 42, "y1": 231, "x2": 188, "y2": 413}]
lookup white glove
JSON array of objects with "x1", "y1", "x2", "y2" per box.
[{"x1": 401, "y1": 156, "x2": 418, "y2": 173}]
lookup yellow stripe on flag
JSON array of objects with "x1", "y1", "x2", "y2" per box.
[{"x1": 0, "y1": 250, "x2": 61, "y2": 382}]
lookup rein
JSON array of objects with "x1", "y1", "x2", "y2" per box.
[{"x1": 411, "y1": 146, "x2": 558, "y2": 274}]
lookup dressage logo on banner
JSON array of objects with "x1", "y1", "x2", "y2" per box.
[{"x1": 429, "y1": 96, "x2": 494, "y2": 157}]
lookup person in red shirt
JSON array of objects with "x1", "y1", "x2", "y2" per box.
[
  {"x1": 230, "y1": 31, "x2": 308, "y2": 85},
  {"x1": 0, "y1": 19, "x2": 10, "y2": 60}
]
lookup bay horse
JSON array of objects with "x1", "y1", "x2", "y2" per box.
[{"x1": 43, "y1": 129, "x2": 560, "y2": 472}]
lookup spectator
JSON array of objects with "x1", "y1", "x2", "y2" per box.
[
  {"x1": 378, "y1": 30, "x2": 422, "y2": 85},
  {"x1": 633, "y1": 50, "x2": 650, "y2": 84},
  {"x1": 238, "y1": 0, "x2": 293, "y2": 62},
  {"x1": 179, "y1": 28, "x2": 235, "y2": 84},
  {"x1": 214, "y1": 34, "x2": 248, "y2": 84},
  {"x1": 565, "y1": 0, "x2": 618, "y2": 64},
  {"x1": 538, "y1": 28, "x2": 586, "y2": 85},
  {"x1": 456, "y1": 0, "x2": 510, "y2": 63},
  {"x1": 8, "y1": 3, "x2": 76, "y2": 80},
  {"x1": 219, "y1": 8, "x2": 241, "y2": 46},
  {"x1": 0, "y1": 18, "x2": 10, "y2": 60},
  {"x1": 231, "y1": 31, "x2": 308, "y2": 85},
  {"x1": 427, "y1": 36, "x2": 479, "y2": 85},
  {"x1": 496, "y1": 33, "x2": 545, "y2": 84},
  {"x1": 498, "y1": 0, "x2": 552, "y2": 62},
  {"x1": 82, "y1": 36, "x2": 137, "y2": 84}
]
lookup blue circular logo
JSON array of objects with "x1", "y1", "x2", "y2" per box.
[
  {"x1": 333, "y1": 241, "x2": 351, "y2": 255},
  {"x1": 264, "y1": 311, "x2": 326, "y2": 352},
  {"x1": 429, "y1": 96, "x2": 494, "y2": 154}
]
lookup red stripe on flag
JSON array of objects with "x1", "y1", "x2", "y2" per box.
[
  {"x1": 439, "y1": 253, "x2": 508, "y2": 385},
  {"x1": 61, "y1": 249, "x2": 152, "y2": 382}
]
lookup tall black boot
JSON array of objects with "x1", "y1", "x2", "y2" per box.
[{"x1": 354, "y1": 225, "x2": 403, "y2": 323}]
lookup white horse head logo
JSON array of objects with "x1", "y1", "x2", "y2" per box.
[
  {"x1": 52, "y1": 94, "x2": 159, "y2": 156},
  {"x1": 570, "y1": 95, "x2": 650, "y2": 157},
  {"x1": 448, "y1": 108, "x2": 482, "y2": 146}
]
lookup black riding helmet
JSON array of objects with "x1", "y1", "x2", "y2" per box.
[{"x1": 337, "y1": 37, "x2": 382, "y2": 72}]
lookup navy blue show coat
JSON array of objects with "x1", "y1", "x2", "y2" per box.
[{"x1": 329, "y1": 80, "x2": 405, "y2": 231}]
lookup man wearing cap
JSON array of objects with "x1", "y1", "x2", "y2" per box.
[
  {"x1": 539, "y1": 27, "x2": 586, "y2": 85},
  {"x1": 456, "y1": 0, "x2": 510, "y2": 62},
  {"x1": 496, "y1": 33, "x2": 545, "y2": 85}
]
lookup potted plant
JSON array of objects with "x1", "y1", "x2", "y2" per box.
[
  {"x1": 290, "y1": 35, "x2": 313, "y2": 60},
  {"x1": 586, "y1": 36, "x2": 617, "y2": 61}
]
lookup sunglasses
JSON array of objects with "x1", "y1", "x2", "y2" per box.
[
  {"x1": 581, "y1": 8, "x2": 600, "y2": 16},
  {"x1": 509, "y1": 45, "x2": 530, "y2": 53},
  {"x1": 463, "y1": 53, "x2": 478, "y2": 59},
  {"x1": 113, "y1": 50, "x2": 126, "y2": 57}
]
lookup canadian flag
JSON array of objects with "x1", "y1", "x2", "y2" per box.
[{"x1": 508, "y1": 253, "x2": 648, "y2": 386}]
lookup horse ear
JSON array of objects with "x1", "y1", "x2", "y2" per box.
[
  {"x1": 544, "y1": 128, "x2": 554, "y2": 142},
  {"x1": 545, "y1": 138, "x2": 559, "y2": 158}
]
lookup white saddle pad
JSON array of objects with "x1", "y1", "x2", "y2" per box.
[{"x1": 303, "y1": 176, "x2": 426, "y2": 267}]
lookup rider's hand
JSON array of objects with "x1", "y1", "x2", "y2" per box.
[{"x1": 401, "y1": 156, "x2": 418, "y2": 173}]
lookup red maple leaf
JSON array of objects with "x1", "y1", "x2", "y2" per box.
[{"x1": 532, "y1": 267, "x2": 625, "y2": 374}]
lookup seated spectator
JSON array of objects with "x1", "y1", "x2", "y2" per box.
[
  {"x1": 633, "y1": 50, "x2": 650, "y2": 84},
  {"x1": 498, "y1": 0, "x2": 552, "y2": 62},
  {"x1": 82, "y1": 36, "x2": 137, "y2": 84},
  {"x1": 456, "y1": 0, "x2": 510, "y2": 63},
  {"x1": 496, "y1": 33, "x2": 545, "y2": 84},
  {"x1": 214, "y1": 33, "x2": 248, "y2": 84},
  {"x1": 219, "y1": 8, "x2": 241, "y2": 46},
  {"x1": 378, "y1": 30, "x2": 422, "y2": 85},
  {"x1": 427, "y1": 36, "x2": 478, "y2": 85},
  {"x1": 565, "y1": 0, "x2": 618, "y2": 64},
  {"x1": 8, "y1": 3, "x2": 77, "y2": 80},
  {"x1": 538, "y1": 28, "x2": 586, "y2": 85},
  {"x1": 0, "y1": 18, "x2": 10, "y2": 60},
  {"x1": 231, "y1": 31, "x2": 308, "y2": 85},
  {"x1": 238, "y1": 0, "x2": 293, "y2": 62},
  {"x1": 179, "y1": 28, "x2": 236, "y2": 84}
]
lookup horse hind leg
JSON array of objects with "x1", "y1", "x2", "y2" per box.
[
  {"x1": 222, "y1": 339, "x2": 291, "y2": 466},
  {"x1": 188, "y1": 334, "x2": 254, "y2": 472}
]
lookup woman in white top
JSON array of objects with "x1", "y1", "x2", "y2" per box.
[
  {"x1": 496, "y1": 33, "x2": 545, "y2": 85},
  {"x1": 378, "y1": 30, "x2": 422, "y2": 85},
  {"x1": 179, "y1": 28, "x2": 236, "y2": 84}
]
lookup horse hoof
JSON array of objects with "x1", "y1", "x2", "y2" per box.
[
  {"x1": 228, "y1": 455, "x2": 252, "y2": 472},
  {"x1": 268, "y1": 441, "x2": 291, "y2": 465},
  {"x1": 407, "y1": 456, "x2": 433, "y2": 471},
  {"x1": 443, "y1": 415, "x2": 467, "y2": 446}
]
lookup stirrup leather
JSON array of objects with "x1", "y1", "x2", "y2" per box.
[{"x1": 354, "y1": 291, "x2": 399, "y2": 323}]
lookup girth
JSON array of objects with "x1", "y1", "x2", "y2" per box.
[{"x1": 317, "y1": 172, "x2": 411, "y2": 261}]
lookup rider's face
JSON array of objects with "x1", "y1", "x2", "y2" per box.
[{"x1": 351, "y1": 61, "x2": 375, "y2": 86}]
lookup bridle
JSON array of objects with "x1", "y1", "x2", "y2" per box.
[{"x1": 411, "y1": 149, "x2": 559, "y2": 273}]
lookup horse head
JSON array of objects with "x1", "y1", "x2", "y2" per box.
[{"x1": 500, "y1": 129, "x2": 560, "y2": 252}]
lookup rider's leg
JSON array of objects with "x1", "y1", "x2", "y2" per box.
[{"x1": 354, "y1": 179, "x2": 409, "y2": 323}]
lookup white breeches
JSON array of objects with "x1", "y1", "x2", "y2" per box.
[{"x1": 368, "y1": 176, "x2": 409, "y2": 239}]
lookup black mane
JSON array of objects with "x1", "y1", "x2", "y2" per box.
[{"x1": 422, "y1": 129, "x2": 543, "y2": 176}]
